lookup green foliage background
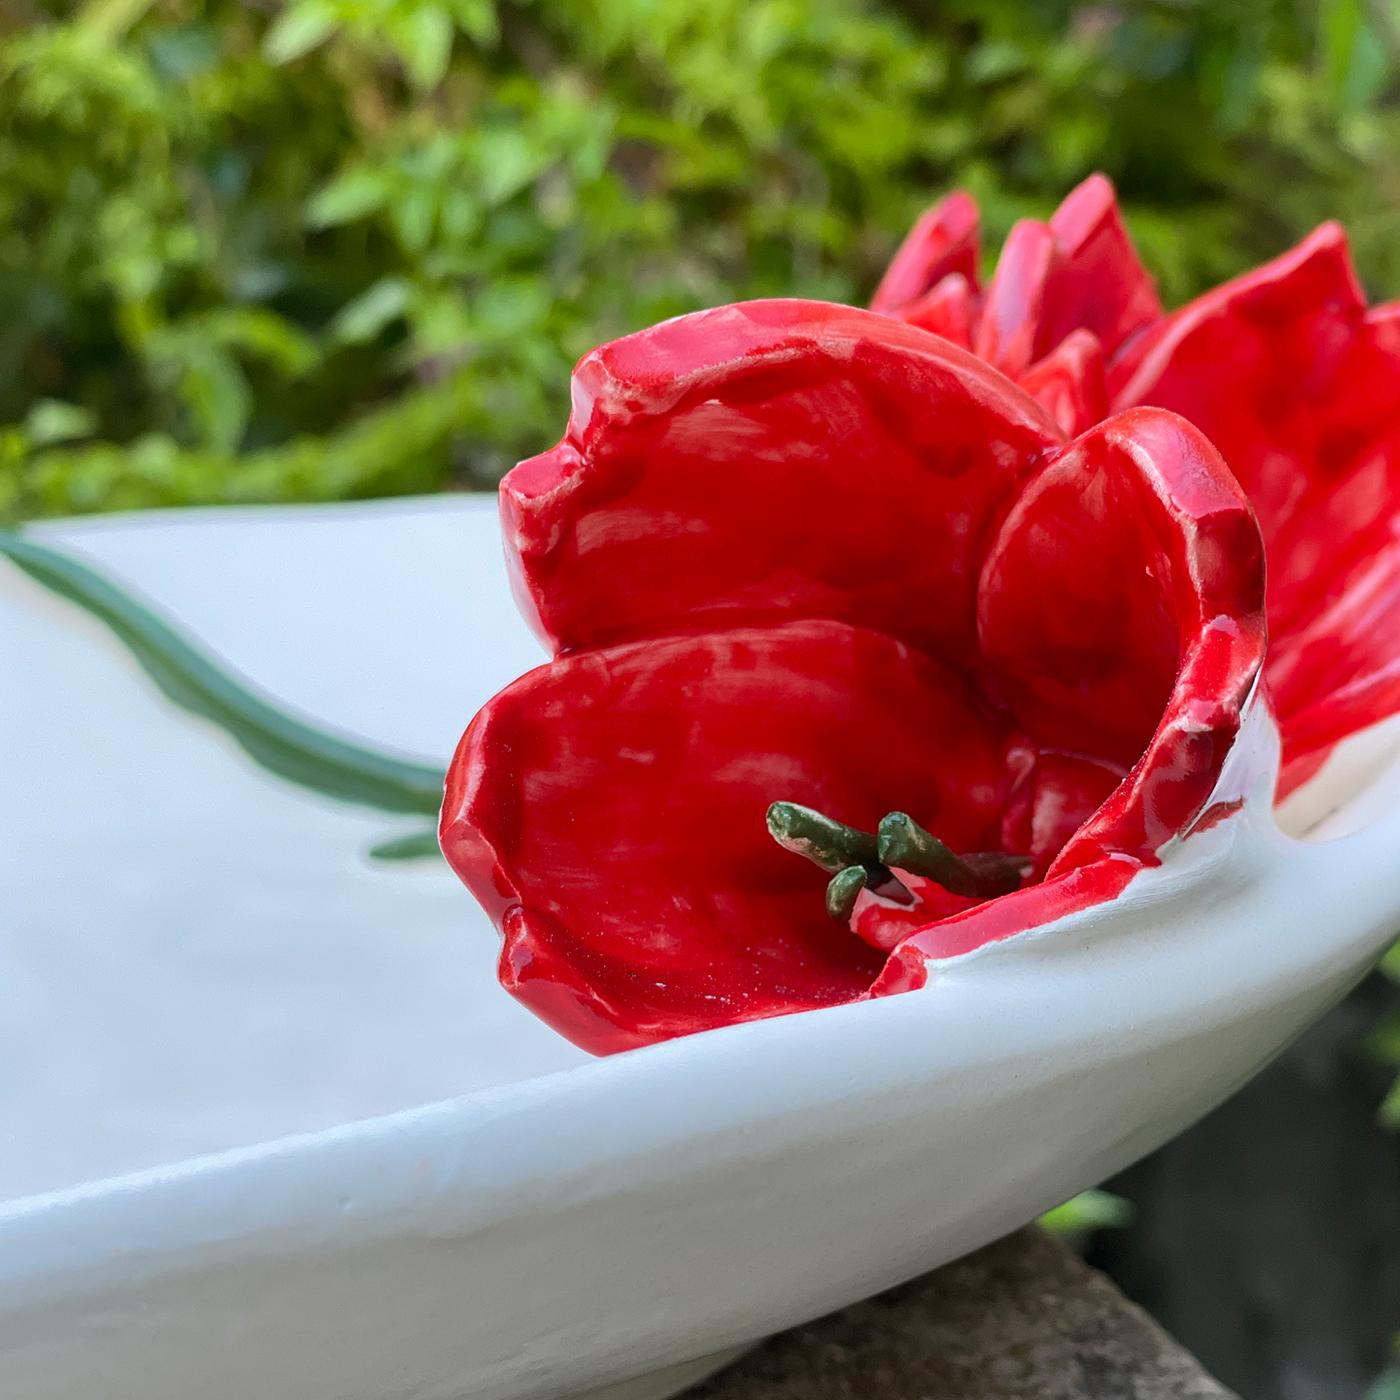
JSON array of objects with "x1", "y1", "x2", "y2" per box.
[{"x1": 3, "y1": 0, "x2": 1400, "y2": 521}]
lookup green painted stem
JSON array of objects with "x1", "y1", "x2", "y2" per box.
[
  {"x1": 878, "y1": 811, "x2": 1029, "y2": 898},
  {"x1": 0, "y1": 528, "x2": 448, "y2": 816},
  {"x1": 367, "y1": 829, "x2": 444, "y2": 861},
  {"x1": 766, "y1": 801, "x2": 879, "y2": 873},
  {"x1": 825, "y1": 866, "x2": 867, "y2": 922}
]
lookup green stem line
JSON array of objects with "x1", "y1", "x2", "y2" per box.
[
  {"x1": 878, "y1": 812, "x2": 1029, "y2": 898},
  {"x1": 825, "y1": 865, "x2": 867, "y2": 922},
  {"x1": 766, "y1": 801, "x2": 879, "y2": 873},
  {"x1": 0, "y1": 528, "x2": 448, "y2": 817},
  {"x1": 768, "y1": 801, "x2": 1030, "y2": 920},
  {"x1": 368, "y1": 829, "x2": 444, "y2": 861}
]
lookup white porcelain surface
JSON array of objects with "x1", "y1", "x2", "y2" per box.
[
  {"x1": 3, "y1": 497, "x2": 1398, "y2": 1400},
  {"x1": 2, "y1": 498, "x2": 587, "y2": 1204}
]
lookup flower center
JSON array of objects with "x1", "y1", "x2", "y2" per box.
[{"x1": 765, "y1": 801, "x2": 1031, "y2": 923}]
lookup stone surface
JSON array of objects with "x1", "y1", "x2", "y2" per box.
[{"x1": 686, "y1": 1228, "x2": 1236, "y2": 1400}]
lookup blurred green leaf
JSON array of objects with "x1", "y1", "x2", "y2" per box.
[
  {"x1": 1365, "y1": 1006, "x2": 1400, "y2": 1063},
  {"x1": 178, "y1": 343, "x2": 250, "y2": 453},
  {"x1": 24, "y1": 400, "x2": 97, "y2": 447},
  {"x1": 446, "y1": 0, "x2": 498, "y2": 46},
  {"x1": 206, "y1": 308, "x2": 319, "y2": 377},
  {"x1": 1370, "y1": 942, "x2": 1400, "y2": 1132},
  {"x1": 1369, "y1": 1351, "x2": 1400, "y2": 1400},
  {"x1": 79, "y1": 0, "x2": 156, "y2": 42},
  {"x1": 1381, "y1": 1076, "x2": 1400, "y2": 1131},
  {"x1": 391, "y1": 6, "x2": 454, "y2": 91},
  {"x1": 5, "y1": 0, "x2": 1400, "y2": 519},
  {"x1": 263, "y1": 0, "x2": 337, "y2": 64},
  {"x1": 307, "y1": 168, "x2": 391, "y2": 228},
  {"x1": 329, "y1": 277, "x2": 412, "y2": 344},
  {"x1": 1039, "y1": 1189, "x2": 1135, "y2": 1235},
  {"x1": 1382, "y1": 941, "x2": 1400, "y2": 982}
]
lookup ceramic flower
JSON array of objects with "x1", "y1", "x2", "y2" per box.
[
  {"x1": 874, "y1": 175, "x2": 1400, "y2": 796},
  {"x1": 440, "y1": 302, "x2": 1266, "y2": 1052}
]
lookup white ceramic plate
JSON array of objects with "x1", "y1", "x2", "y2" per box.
[{"x1": 3, "y1": 497, "x2": 1398, "y2": 1400}]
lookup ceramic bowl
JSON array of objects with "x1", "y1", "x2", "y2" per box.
[{"x1": 3, "y1": 497, "x2": 1397, "y2": 1400}]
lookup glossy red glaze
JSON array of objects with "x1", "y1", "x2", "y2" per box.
[
  {"x1": 445, "y1": 621, "x2": 1004, "y2": 1049},
  {"x1": 443, "y1": 302, "x2": 1265, "y2": 1052},
  {"x1": 1017, "y1": 330, "x2": 1107, "y2": 437},
  {"x1": 879, "y1": 178, "x2": 1400, "y2": 793},
  {"x1": 980, "y1": 408, "x2": 1265, "y2": 874},
  {"x1": 897, "y1": 273, "x2": 979, "y2": 347},
  {"x1": 975, "y1": 219, "x2": 1061, "y2": 378},
  {"x1": 875, "y1": 175, "x2": 1161, "y2": 387},
  {"x1": 870, "y1": 190, "x2": 980, "y2": 316},
  {"x1": 1039, "y1": 173, "x2": 1162, "y2": 358},
  {"x1": 1108, "y1": 228, "x2": 1400, "y2": 791},
  {"x1": 502, "y1": 302, "x2": 1059, "y2": 661}
]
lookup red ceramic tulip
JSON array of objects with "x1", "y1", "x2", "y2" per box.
[
  {"x1": 441, "y1": 302, "x2": 1266, "y2": 1053},
  {"x1": 443, "y1": 176, "x2": 1400, "y2": 1055},
  {"x1": 875, "y1": 175, "x2": 1400, "y2": 796}
]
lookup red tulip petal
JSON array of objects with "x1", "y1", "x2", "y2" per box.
[
  {"x1": 973, "y1": 177, "x2": 1160, "y2": 380},
  {"x1": 504, "y1": 300, "x2": 1062, "y2": 661},
  {"x1": 1040, "y1": 173, "x2": 1161, "y2": 359},
  {"x1": 440, "y1": 620, "x2": 1013, "y2": 1052},
  {"x1": 978, "y1": 407, "x2": 1265, "y2": 863},
  {"x1": 888, "y1": 272, "x2": 979, "y2": 348},
  {"x1": 870, "y1": 190, "x2": 980, "y2": 313},
  {"x1": 1266, "y1": 418, "x2": 1399, "y2": 643},
  {"x1": 999, "y1": 744, "x2": 1125, "y2": 875},
  {"x1": 1270, "y1": 538, "x2": 1400, "y2": 793},
  {"x1": 1110, "y1": 225, "x2": 1400, "y2": 770},
  {"x1": 975, "y1": 219, "x2": 1057, "y2": 378},
  {"x1": 1108, "y1": 223, "x2": 1368, "y2": 534},
  {"x1": 1019, "y1": 329, "x2": 1108, "y2": 436}
]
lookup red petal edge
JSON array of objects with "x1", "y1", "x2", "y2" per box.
[
  {"x1": 1110, "y1": 225, "x2": 1400, "y2": 783},
  {"x1": 1018, "y1": 329, "x2": 1108, "y2": 437},
  {"x1": 870, "y1": 190, "x2": 980, "y2": 314},
  {"x1": 503, "y1": 300, "x2": 1062, "y2": 662}
]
